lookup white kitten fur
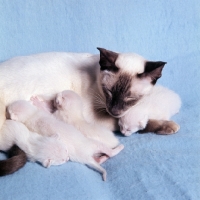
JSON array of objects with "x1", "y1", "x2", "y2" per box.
[
  {"x1": 119, "y1": 85, "x2": 181, "y2": 136},
  {"x1": 0, "y1": 120, "x2": 69, "y2": 167},
  {"x1": 7, "y1": 100, "x2": 124, "y2": 181},
  {"x1": 53, "y1": 90, "x2": 119, "y2": 149}
]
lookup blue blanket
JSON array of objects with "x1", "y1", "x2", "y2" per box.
[{"x1": 0, "y1": 0, "x2": 200, "y2": 199}]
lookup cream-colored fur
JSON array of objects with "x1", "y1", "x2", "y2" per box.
[
  {"x1": 0, "y1": 50, "x2": 173, "y2": 157},
  {"x1": 0, "y1": 51, "x2": 147, "y2": 131},
  {"x1": 7, "y1": 100, "x2": 124, "y2": 181},
  {"x1": 0, "y1": 120, "x2": 69, "y2": 167},
  {"x1": 119, "y1": 85, "x2": 181, "y2": 136},
  {"x1": 53, "y1": 90, "x2": 119, "y2": 149},
  {"x1": 0, "y1": 53, "x2": 114, "y2": 130}
]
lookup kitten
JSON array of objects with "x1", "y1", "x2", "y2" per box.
[
  {"x1": 27, "y1": 135, "x2": 69, "y2": 168},
  {"x1": 7, "y1": 100, "x2": 124, "y2": 181},
  {"x1": 31, "y1": 91, "x2": 119, "y2": 149},
  {"x1": 118, "y1": 85, "x2": 181, "y2": 136},
  {"x1": 0, "y1": 120, "x2": 69, "y2": 168}
]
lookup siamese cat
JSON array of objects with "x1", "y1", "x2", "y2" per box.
[
  {"x1": 119, "y1": 85, "x2": 181, "y2": 136},
  {"x1": 0, "y1": 120, "x2": 69, "y2": 169},
  {"x1": 0, "y1": 48, "x2": 179, "y2": 175},
  {"x1": 7, "y1": 100, "x2": 124, "y2": 181}
]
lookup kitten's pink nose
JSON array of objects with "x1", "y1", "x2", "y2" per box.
[{"x1": 121, "y1": 129, "x2": 126, "y2": 134}]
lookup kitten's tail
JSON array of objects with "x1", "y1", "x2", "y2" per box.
[
  {"x1": 0, "y1": 145, "x2": 27, "y2": 176},
  {"x1": 88, "y1": 160, "x2": 107, "y2": 181}
]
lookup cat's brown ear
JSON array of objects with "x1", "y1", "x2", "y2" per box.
[
  {"x1": 138, "y1": 61, "x2": 167, "y2": 84},
  {"x1": 97, "y1": 47, "x2": 119, "y2": 72}
]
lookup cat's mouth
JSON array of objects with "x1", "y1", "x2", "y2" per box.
[{"x1": 106, "y1": 108, "x2": 127, "y2": 118}]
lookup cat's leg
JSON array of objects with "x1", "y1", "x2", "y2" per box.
[{"x1": 139, "y1": 119, "x2": 180, "y2": 134}]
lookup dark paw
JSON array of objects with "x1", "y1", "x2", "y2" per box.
[
  {"x1": 155, "y1": 121, "x2": 180, "y2": 135},
  {"x1": 139, "y1": 119, "x2": 180, "y2": 135}
]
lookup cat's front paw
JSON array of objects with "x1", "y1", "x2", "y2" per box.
[
  {"x1": 156, "y1": 121, "x2": 180, "y2": 135},
  {"x1": 139, "y1": 119, "x2": 180, "y2": 135}
]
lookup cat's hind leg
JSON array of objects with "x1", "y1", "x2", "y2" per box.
[{"x1": 139, "y1": 119, "x2": 180, "y2": 134}]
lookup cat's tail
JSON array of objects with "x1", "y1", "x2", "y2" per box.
[
  {"x1": 0, "y1": 101, "x2": 27, "y2": 176},
  {"x1": 0, "y1": 145, "x2": 27, "y2": 176}
]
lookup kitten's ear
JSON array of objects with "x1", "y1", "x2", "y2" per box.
[
  {"x1": 10, "y1": 113, "x2": 18, "y2": 121},
  {"x1": 97, "y1": 47, "x2": 119, "y2": 72},
  {"x1": 55, "y1": 93, "x2": 63, "y2": 108},
  {"x1": 43, "y1": 159, "x2": 52, "y2": 168},
  {"x1": 138, "y1": 61, "x2": 167, "y2": 84},
  {"x1": 139, "y1": 115, "x2": 148, "y2": 129}
]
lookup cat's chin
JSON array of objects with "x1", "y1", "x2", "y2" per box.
[{"x1": 106, "y1": 109, "x2": 128, "y2": 119}]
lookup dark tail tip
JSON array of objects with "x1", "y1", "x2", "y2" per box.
[{"x1": 0, "y1": 145, "x2": 27, "y2": 176}]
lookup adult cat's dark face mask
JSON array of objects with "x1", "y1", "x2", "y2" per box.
[
  {"x1": 97, "y1": 47, "x2": 166, "y2": 118},
  {"x1": 102, "y1": 74, "x2": 141, "y2": 118}
]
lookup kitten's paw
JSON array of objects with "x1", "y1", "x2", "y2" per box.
[
  {"x1": 123, "y1": 132, "x2": 133, "y2": 137},
  {"x1": 30, "y1": 96, "x2": 42, "y2": 103}
]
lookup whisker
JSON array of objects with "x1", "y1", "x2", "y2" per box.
[
  {"x1": 89, "y1": 89, "x2": 106, "y2": 110},
  {"x1": 96, "y1": 108, "x2": 107, "y2": 114}
]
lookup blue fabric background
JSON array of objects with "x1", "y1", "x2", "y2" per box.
[{"x1": 0, "y1": 0, "x2": 200, "y2": 199}]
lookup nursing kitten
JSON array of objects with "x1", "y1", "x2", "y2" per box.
[
  {"x1": 119, "y1": 85, "x2": 181, "y2": 136},
  {"x1": 27, "y1": 135, "x2": 69, "y2": 168},
  {"x1": 7, "y1": 100, "x2": 124, "y2": 181},
  {"x1": 0, "y1": 120, "x2": 69, "y2": 168},
  {"x1": 31, "y1": 91, "x2": 119, "y2": 149}
]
